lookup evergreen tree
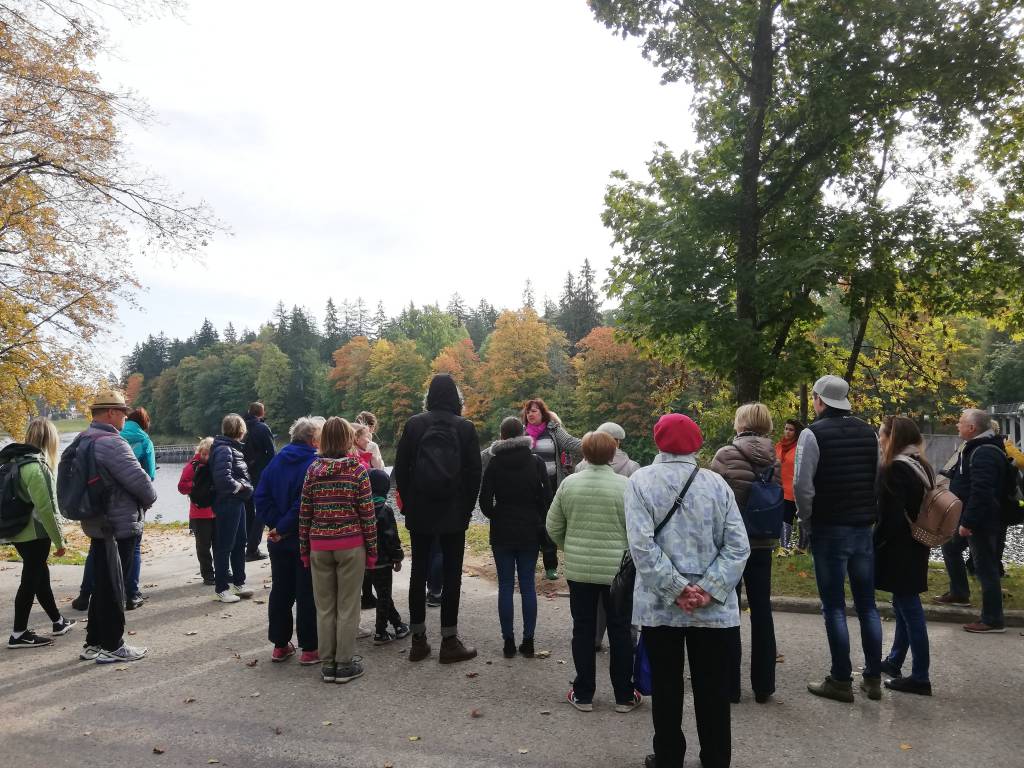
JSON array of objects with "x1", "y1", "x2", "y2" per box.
[
  {"x1": 323, "y1": 298, "x2": 344, "y2": 361},
  {"x1": 446, "y1": 293, "x2": 469, "y2": 324},
  {"x1": 372, "y1": 301, "x2": 389, "y2": 339},
  {"x1": 522, "y1": 280, "x2": 535, "y2": 310},
  {"x1": 223, "y1": 322, "x2": 238, "y2": 345}
]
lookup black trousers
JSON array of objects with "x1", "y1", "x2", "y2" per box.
[
  {"x1": 369, "y1": 567, "x2": 403, "y2": 633},
  {"x1": 267, "y1": 537, "x2": 317, "y2": 651},
  {"x1": 409, "y1": 530, "x2": 465, "y2": 634},
  {"x1": 728, "y1": 548, "x2": 776, "y2": 699},
  {"x1": 644, "y1": 625, "x2": 732, "y2": 768},
  {"x1": 85, "y1": 536, "x2": 136, "y2": 652},
  {"x1": 12, "y1": 539, "x2": 60, "y2": 632},
  {"x1": 190, "y1": 519, "x2": 215, "y2": 580},
  {"x1": 244, "y1": 498, "x2": 263, "y2": 554},
  {"x1": 540, "y1": 531, "x2": 558, "y2": 572},
  {"x1": 567, "y1": 580, "x2": 634, "y2": 703}
]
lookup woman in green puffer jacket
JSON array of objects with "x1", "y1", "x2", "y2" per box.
[
  {"x1": 546, "y1": 431, "x2": 640, "y2": 714},
  {"x1": 1, "y1": 417, "x2": 76, "y2": 648}
]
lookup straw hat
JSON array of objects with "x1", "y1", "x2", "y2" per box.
[{"x1": 90, "y1": 388, "x2": 129, "y2": 412}]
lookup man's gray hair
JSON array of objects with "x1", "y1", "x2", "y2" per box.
[
  {"x1": 289, "y1": 415, "x2": 325, "y2": 444},
  {"x1": 962, "y1": 408, "x2": 991, "y2": 433}
]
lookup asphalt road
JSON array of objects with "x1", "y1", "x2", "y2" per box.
[{"x1": 1, "y1": 545, "x2": 1022, "y2": 768}]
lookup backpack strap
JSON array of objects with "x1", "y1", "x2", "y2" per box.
[
  {"x1": 893, "y1": 454, "x2": 933, "y2": 490},
  {"x1": 653, "y1": 464, "x2": 700, "y2": 539}
]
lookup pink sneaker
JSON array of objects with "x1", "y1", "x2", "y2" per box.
[
  {"x1": 271, "y1": 642, "x2": 296, "y2": 662},
  {"x1": 299, "y1": 650, "x2": 320, "y2": 665}
]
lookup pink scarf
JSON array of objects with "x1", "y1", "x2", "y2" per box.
[{"x1": 525, "y1": 421, "x2": 547, "y2": 448}]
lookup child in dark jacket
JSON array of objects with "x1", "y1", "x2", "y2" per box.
[{"x1": 367, "y1": 469, "x2": 409, "y2": 644}]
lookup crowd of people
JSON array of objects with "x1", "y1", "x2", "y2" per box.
[{"x1": 0, "y1": 373, "x2": 1018, "y2": 767}]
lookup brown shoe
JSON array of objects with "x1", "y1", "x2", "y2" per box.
[
  {"x1": 408, "y1": 633, "x2": 431, "y2": 662},
  {"x1": 963, "y1": 622, "x2": 1006, "y2": 634},
  {"x1": 933, "y1": 593, "x2": 971, "y2": 607},
  {"x1": 439, "y1": 635, "x2": 477, "y2": 664}
]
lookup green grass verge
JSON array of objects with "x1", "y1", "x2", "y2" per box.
[
  {"x1": 396, "y1": 524, "x2": 491, "y2": 557},
  {"x1": 53, "y1": 418, "x2": 90, "y2": 433},
  {"x1": 773, "y1": 552, "x2": 1023, "y2": 611},
  {"x1": 0, "y1": 544, "x2": 87, "y2": 566}
]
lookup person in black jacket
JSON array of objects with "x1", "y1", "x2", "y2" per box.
[
  {"x1": 479, "y1": 416, "x2": 552, "y2": 659},
  {"x1": 211, "y1": 414, "x2": 255, "y2": 604},
  {"x1": 793, "y1": 375, "x2": 882, "y2": 703},
  {"x1": 874, "y1": 416, "x2": 932, "y2": 695},
  {"x1": 366, "y1": 469, "x2": 409, "y2": 645},
  {"x1": 393, "y1": 373, "x2": 482, "y2": 664},
  {"x1": 243, "y1": 402, "x2": 276, "y2": 561},
  {"x1": 938, "y1": 408, "x2": 1007, "y2": 633}
]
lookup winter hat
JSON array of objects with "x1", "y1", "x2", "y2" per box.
[
  {"x1": 653, "y1": 413, "x2": 703, "y2": 455},
  {"x1": 812, "y1": 375, "x2": 851, "y2": 411},
  {"x1": 596, "y1": 422, "x2": 626, "y2": 441},
  {"x1": 368, "y1": 468, "x2": 391, "y2": 499}
]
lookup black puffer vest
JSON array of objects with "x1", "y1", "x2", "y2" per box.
[{"x1": 808, "y1": 408, "x2": 878, "y2": 527}]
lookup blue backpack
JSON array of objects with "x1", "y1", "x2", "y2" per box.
[{"x1": 734, "y1": 443, "x2": 784, "y2": 539}]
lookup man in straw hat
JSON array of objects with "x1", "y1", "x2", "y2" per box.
[{"x1": 72, "y1": 389, "x2": 157, "y2": 664}]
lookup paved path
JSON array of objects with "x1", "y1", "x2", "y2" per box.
[{"x1": 1, "y1": 546, "x2": 1021, "y2": 768}]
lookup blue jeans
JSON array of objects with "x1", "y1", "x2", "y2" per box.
[
  {"x1": 810, "y1": 525, "x2": 882, "y2": 682},
  {"x1": 887, "y1": 593, "x2": 930, "y2": 682},
  {"x1": 969, "y1": 529, "x2": 1004, "y2": 628},
  {"x1": 80, "y1": 535, "x2": 143, "y2": 599},
  {"x1": 213, "y1": 497, "x2": 247, "y2": 593},
  {"x1": 492, "y1": 546, "x2": 539, "y2": 640}
]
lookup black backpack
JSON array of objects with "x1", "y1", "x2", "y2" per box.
[
  {"x1": 57, "y1": 433, "x2": 112, "y2": 521},
  {"x1": 0, "y1": 454, "x2": 37, "y2": 538},
  {"x1": 188, "y1": 459, "x2": 216, "y2": 508},
  {"x1": 970, "y1": 444, "x2": 1024, "y2": 527},
  {"x1": 413, "y1": 416, "x2": 462, "y2": 501}
]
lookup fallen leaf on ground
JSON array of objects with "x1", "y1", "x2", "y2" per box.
[
  {"x1": 153, "y1": 747, "x2": 165, "y2": 754},
  {"x1": 558, "y1": 660, "x2": 566, "y2": 664},
  {"x1": 232, "y1": 653, "x2": 241, "y2": 660},
  {"x1": 465, "y1": 672, "x2": 479, "y2": 678},
  {"x1": 518, "y1": 748, "x2": 529, "y2": 754},
  {"x1": 470, "y1": 709, "x2": 482, "y2": 718},
  {"x1": 254, "y1": 599, "x2": 266, "y2": 604},
  {"x1": 208, "y1": 761, "x2": 220, "y2": 764},
  {"x1": 127, "y1": 631, "x2": 136, "y2": 636},
  {"x1": 249, "y1": 691, "x2": 260, "y2": 697},
  {"x1": 272, "y1": 727, "x2": 282, "y2": 735},
  {"x1": 485, "y1": 660, "x2": 492, "y2": 665},
  {"x1": 246, "y1": 659, "x2": 258, "y2": 667},
  {"x1": 184, "y1": 697, "x2": 196, "y2": 704},
  {"x1": 114, "y1": 666, "x2": 128, "y2": 671},
  {"x1": 409, "y1": 735, "x2": 421, "y2": 741},
  {"x1": 322, "y1": 721, "x2": 332, "y2": 726},
  {"x1": 534, "y1": 650, "x2": 551, "y2": 658},
  {"x1": 184, "y1": 631, "x2": 198, "y2": 636},
  {"x1": 798, "y1": 571, "x2": 809, "y2": 578},
  {"x1": 539, "y1": 710, "x2": 551, "y2": 715},
  {"x1": 900, "y1": 744, "x2": 912, "y2": 751}
]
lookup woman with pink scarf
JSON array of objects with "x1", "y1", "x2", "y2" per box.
[{"x1": 521, "y1": 398, "x2": 582, "y2": 579}]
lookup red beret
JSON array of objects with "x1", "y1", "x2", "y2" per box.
[{"x1": 653, "y1": 413, "x2": 703, "y2": 455}]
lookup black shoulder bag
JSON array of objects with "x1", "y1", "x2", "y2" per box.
[{"x1": 610, "y1": 464, "x2": 700, "y2": 620}]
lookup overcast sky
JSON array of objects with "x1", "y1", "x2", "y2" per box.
[{"x1": 99, "y1": 0, "x2": 693, "y2": 365}]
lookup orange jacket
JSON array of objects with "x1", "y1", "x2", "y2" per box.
[{"x1": 774, "y1": 439, "x2": 798, "y2": 502}]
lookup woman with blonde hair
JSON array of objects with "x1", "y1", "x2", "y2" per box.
[
  {"x1": 178, "y1": 437, "x2": 216, "y2": 584},
  {"x1": 299, "y1": 417, "x2": 377, "y2": 684},
  {"x1": 1, "y1": 417, "x2": 76, "y2": 648},
  {"x1": 710, "y1": 402, "x2": 782, "y2": 704},
  {"x1": 211, "y1": 413, "x2": 254, "y2": 603}
]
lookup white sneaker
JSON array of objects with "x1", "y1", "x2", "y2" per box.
[
  {"x1": 79, "y1": 644, "x2": 101, "y2": 661},
  {"x1": 357, "y1": 625, "x2": 371, "y2": 639},
  {"x1": 216, "y1": 590, "x2": 241, "y2": 603},
  {"x1": 96, "y1": 643, "x2": 148, "y2": 664},
  {"x1": 231, "y1": 584, "x2": 254, "y2": 598}
]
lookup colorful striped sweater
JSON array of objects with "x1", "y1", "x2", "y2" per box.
[{"x1": 298, "y1": 456, "x2": 377, "y2": 560}]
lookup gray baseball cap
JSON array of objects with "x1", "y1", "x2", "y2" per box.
[
  {"x1": 813, "y1": 375, "x2": 851, "y2": 410},
  {"x1": 596, "y1": 422, "x2": 626, "y2": 441}
]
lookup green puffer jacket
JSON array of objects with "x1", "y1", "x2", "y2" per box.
[
  {"x1": 546, "y1": 464, "x2": 629, "y2": 585},
  {"x1": 1, "y1": 456, "x2": 64, "y2": 548}
]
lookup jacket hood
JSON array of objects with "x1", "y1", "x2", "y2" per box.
[
  {"x1": 490, "y1": 436, "x2": 533, "y2": 455},
  {"x1": 121, "y1": 420, "x2": 145, "y2": 438},
  {"x1": 189, "y1": 451, "x2": 207, "y2": 464},
  {"x1": 277, "y1": 441, "x2": 317, "y2": 466},
  {"x1": 965, "y1": 433, "x2": 1005, "y2": 452},
  {"x1": 425, "y1": 373, "x2": 462, "y2": 415},
  {"x1": 213, "y1": 435, "x2": 243, "y2": 449},
  {"x1": 307, "y1": 455, "x2": 362, "y2": 479},
  {"x1": 732, "y1": 434, "x2": 776, "y2": 465},
  {"x1": 0, "y1": 442, "x2": 39, "y2": 462},
  {"x1": 369, "y1": 468, "x2": 391, "y2": 498},
  {"x1": 609, "y1": 449, "x2": 634, "y2": 474}
]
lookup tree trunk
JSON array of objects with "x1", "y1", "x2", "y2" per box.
[
  {"x1": 844, "y1": 299, "x2": 871, "y2": 383},
  {"x1": 734, "y1": 0, "x2": 776, "y2": 403},
  {"x1": 799, "y1": 383, "x2": 808, "y2": 424}
]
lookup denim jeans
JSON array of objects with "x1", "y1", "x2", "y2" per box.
[
  {"x1": 887, "y1": 593, "x2": 930, "y2": 682},
  {"x1": 213, "y1": 497, "x2": 247, "y2": 593},
  {"x1": 567, "y1": 580, "x2": 633, "y2": 704},
  {"x1": 80, "y1": 537, "x2": 142, "y2": 599},
  {"x1": 941, "y1": 532, "x2": 971, "y2": 598},
  {"x1": 969, "y1": 529, "x2": 1004, "y2": 627},
  {"x1": 810, "y1": 525, "x2": 882, "y2": 682},
  {"x1": 492, "y1": 546, "x2": 539, "y2": 640}
]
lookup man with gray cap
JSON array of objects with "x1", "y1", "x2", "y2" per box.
[
  {"x1": 576, "y1": 422, "x2": 640, "y2": 478},
  {"x1": 793, "y1": 375, "x2": 882, "y2": 702}
]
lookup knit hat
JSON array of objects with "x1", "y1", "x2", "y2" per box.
[
  {"x1": 653, "y1": 413, "x2": 703, "y2": 455},
  {"x1": 812, "y1": 375, "x2": 851, "y2": 411},
  {"x1": 89, "y1": 388, "x2": 129, "y2": 412},
  {"x1": 368, "y1": 468, "x2": 391, "y2": 499},
  {"x1": 596, "y1": 422, "x2": 626, "y2": 441}
]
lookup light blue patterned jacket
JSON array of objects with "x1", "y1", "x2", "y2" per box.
[{"x1": 626, "y1": 452, "x2": 750, "y2": 629}]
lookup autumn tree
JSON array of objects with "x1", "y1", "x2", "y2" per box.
[
  {"x1": 364, "y1": 339, "x2": 429, "y2": 445},
  {"x1": 328, "y1": 336, "x2": 373, "y2": 418},
  {"x1": 431, "y1": 338, "x2": 484, "y2": 428},
  {"x1": 592, "y1": 0, "x2": 1024, "y2": 402},
  {"x1": 124, "y1": 373, "x2": 144, "y2": 406},
  {"x1": 0, "y1": 1, "x2": 216, "y2": 436}
]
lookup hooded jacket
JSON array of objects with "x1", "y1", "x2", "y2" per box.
[
  {"x1": 369, "y1": 469, "x2": 403, "y2": 568},
  {"x1": 78, "y1": 422, "x2": 158, "y2": 540},
  {"x1": 710, "y1": 434, "x2": 782, "y2": 549},
  {"x1": 253, "y1": 441, "x2": 319, "y2": 541},
  {"x1": 0, "y1": 443, "x2": 63, "y2": 547},
  {"x1": 211, "y1": 435, "x2": 253, "y2": 502},
  {"x1": 298, "y1": 456, "x2": 377, "y2": 561},
  {"x1": 120, "y1": 419, "x2": 156, "y2": 480},
  {"x1": 393, "y1": 374, "x2": 482, "y2": 535},
  {"x1": 177, "y1": 453, "x2": 214, "y2": 520},
  {"x1": 479, "y1": 435, "x2": 552, "y2": 549},
  {"x1": 243, "y1": 415, "x2": 276, "y2": 485},
  {"x1": 949, "y1": 432, "x2": 1006, "y2": 532}
]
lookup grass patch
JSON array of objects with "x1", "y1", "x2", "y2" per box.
[
  {"x1": 772, "y1": 552, "x2": 1024, "y2": 611},
  {"x1": 53, "y1": 418, "x2": 89, "y2": 433},
  {"x1": 396, "y1": 522, "x2": 491, "y2": 557},
  {"x1": 0, "y1": 543, "x2": 88, "y2": 566}
]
